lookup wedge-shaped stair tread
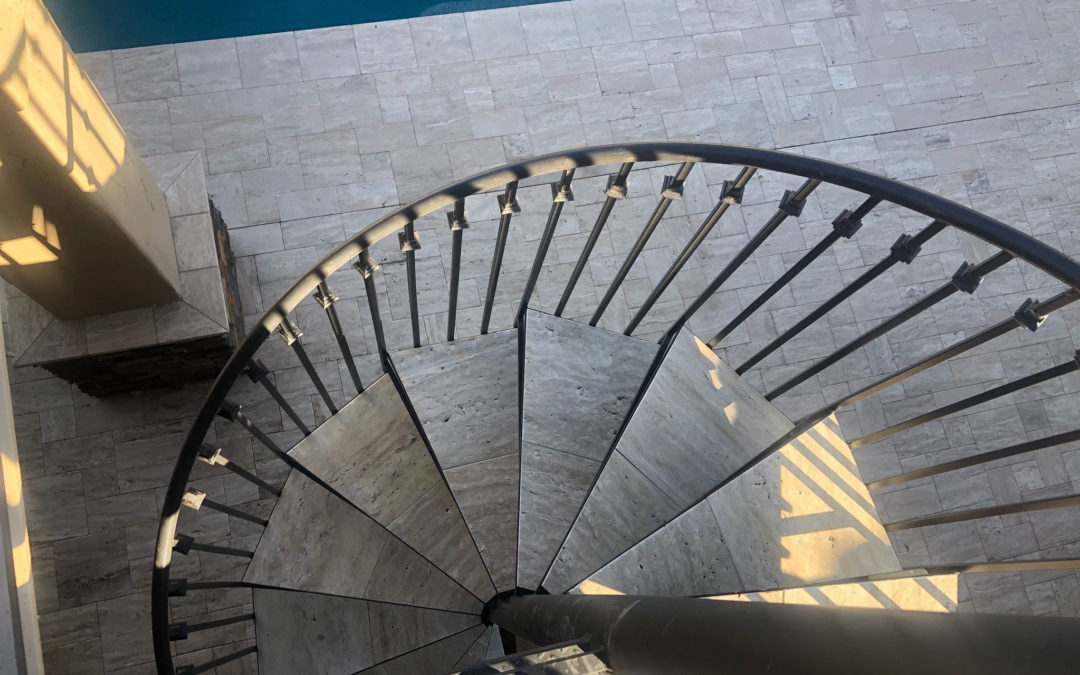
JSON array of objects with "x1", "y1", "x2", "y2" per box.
[
  {"x1": 449, "y1": 639, "x2": 611, "y2": 674},
  {"x1": 707, "y1": 573, "x2": 960, "y2": 612},
  {"x1": 580, "y1": 416, "x2": 901, "y2": 595},
  {"x1": 288, "y1": 375, "x2": 493, "y2": 599},
  {"x1": 243, "y1": 469, "x2": 482, "y2": 613},
  {"x1": 545, "y1": 327, "x2": 794, "y2": 592},
  {"x1": 252, "y1": 588, "x2": 477, "y2": 675},
  {"x1": 357, "y1": 625, "x2": 485, "y2": 675},
  {"x1": 393, "y1": 330, "x2": 519, "y2": 591},
  {"x1": 452, "y1": 626, "x2": 493, "y2": 670},
  {"x1": 518, "y1": 310, "x2": 658, "y2": 588}
]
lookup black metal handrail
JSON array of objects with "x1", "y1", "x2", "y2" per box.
[{"x1": 152, "y1": 143, "x2": 1080, "y2": 674}]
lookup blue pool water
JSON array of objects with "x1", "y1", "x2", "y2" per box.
[{"x1": 44, "y1": 0, "x2": 559, "y2": 53}]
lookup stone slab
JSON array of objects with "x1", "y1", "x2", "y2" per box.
[
  {"x1": 445, "y1": 452, "x2": 520, "y2": 592},
  {"x1": 521, "y1": 309, "x2": 658, "y2": 461},
  {"x1": 289, "y1": 375, "x2": 494, "y2": 598},
  {"x1": 244, "y1": 470, "x2": 481, "y2": 613},
  {"x1": 359, "y1": 625, "x2": 485, "y2": 675},
  {"x1": 253, "y1": 588, "x2": 374, "y2": 675}
]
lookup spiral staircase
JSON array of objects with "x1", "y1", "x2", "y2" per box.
[{"x1": 152, "y1": 144, "x2": 1080, "y2": 674}]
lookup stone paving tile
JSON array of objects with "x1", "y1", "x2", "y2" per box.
[{"x1": 6, "y1": 0, "x2": 1080, "y2": 671}]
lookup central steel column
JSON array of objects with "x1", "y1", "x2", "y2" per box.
[{"x1": 488, "y1": 594, "x2": 1080, "y2": 674}]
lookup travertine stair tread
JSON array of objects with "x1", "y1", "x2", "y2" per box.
[
  {"x1": 288, "y1": 374, "x2": 493, "y2": 599},
  {"x1": 447, "y1": 638, "x2": 611, "y2": 674},
  {"x1": 546, "y1": 327, "x2": 795, "y2": 592},
  {"x1": 578, "y1": 416, "x2": 902, "y2": 596},
  {"x1": 705, "y1": 573, "x2": 960, "y2": 612},
  {"x1": 518, "y1": 310, "x2": 658, "y2": 589},
  {"x1": 243, "y1": 469, "x2": 482, "y2": 613},
  {"x1": 252, "y1": 588, "x2": 477, "y2": 675},
  {"x1": 393, "y1": 329, "x2": 520, "y2": 591},
  {"x1": 356, "y1": 625, "x2": 486, "y2": 675}
]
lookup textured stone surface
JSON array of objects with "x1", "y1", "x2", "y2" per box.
[
  {"x1": 253, "y1": 589, "x2": 374, "y2": 675},
  {"x1": 522, "y1": 309, "x2": 657, "y2": 461},
  {"x1": 244, "y1": 470, "x2": 481, "y2": 612},
  {"x1": 445, "y1": 452, "x2": 520, "y2": 592},
  {"x1": 359, "y1": 625, "x2": 485, "y2": 675},
  {"x1": 392, "y1": 329, "x2": 519, "y2": 468},
  {"x1": 288, "y1": 375, "x2": 494, "y2": 598}
]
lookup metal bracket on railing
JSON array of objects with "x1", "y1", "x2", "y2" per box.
[
  {"x1": 353, "y1": 251, "x2": 380, "y2": 278},
  {"x1": 173, "y1": 534, "x2": 194, "y2": 555},
  {"x1": 313, "y1": 284, "x2": 339, "y2": 309},
  {"x1": 951, "y1": 261, "x2": 983, "y2": 294},
  {"x1": 197, "y1": 444, "x2": 225, "y2": 466},
  {"x1": 605, "y1": 173, "x2": 629, "y2": 199},
  {"x1": 181, "y1": 490, "x2": 206, "y2": 511},
  {"x1": 217, "y1": 400, "x2": 242, "y2": 422},
  {"x1": 661, "y1": 174, "x2": 685, "y2": 201},
  {"x1": 1015, "y1": 297, "x2": 1047, "y2": 332},
  {"x1": 831, "y1": 208, "x2": 865, "y2": 238},
  {"x1": 498, "y1": 191, "x2": 522, "y2": 214},
  {"x1": 276, "y1": 320, "x2": 302, "y2": 345},
  {"x1": 720, "y1": 180, "x2": 745, "y2": 206},
  {"x1": 778, "y1": 189, "x2": 807, "y2": 217},
  {"x1": 890, "y1": 233, "x2": 922, "y2": 264},
  {"x1": 169, "y1": 578, "x2": 188, "y2": 597},
  {"x1": 244, "y1": 359, "x2": 269, "y2": 383},
  {"x1": 447, "y1": 208, "x2": 470, "y2": 231},
  {"x1": 398, "y1": 230, "x2": 422, "y2": 252},
  {"x1": 169, "y1": 622, "x2": 189, "y2": 641},
  {"x1": 552, "y1": 172, "x2": 575, "y2": 203}
]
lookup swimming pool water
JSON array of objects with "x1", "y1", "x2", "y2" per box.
[{"x1": 44, "y1": 0, "x2": 560, "y2": 53}]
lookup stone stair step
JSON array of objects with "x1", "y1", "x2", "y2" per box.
[
  {"x1": 242, "y1": 469, "x2": 482, "y2": 613},
  {"x1": 518, "y1": 310, "x2": 658, "y2": 589},
  {"x1": 546, "y1": 327, "x2": 793, "y2": 592},
  {"x1": 252, "y1": 588, "x2": 476, "y2": 675},
  {"x1": 357, "y1": 625, "x2": 486, "y2": 675},
  {"x1": 288, "y1": 374, "x2": 493, "y2": 599},
  {"x1": 393, "y1": 329, "x2": 520, "y2": 591}
]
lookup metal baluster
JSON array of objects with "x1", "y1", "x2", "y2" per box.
[
  {"x1": 625, "y1": 166, "x2": 756, "y2": 335},
  {"x1": 170, "y1": 613, "x2": 255, "y2": 641},
  {"x1": 244, "y1": 359, "x2": 311, "y2": 436},
  {"x1": 277, "y1": 320, "x2": 338, "y2": 415},
  {"x1": 867, "y1": 428, "x2": 1080, "y2": 490},
  {"x1": 556, "y1": 163, "x2": 632, "y2": 317},
  {"x1": 737, "y1": 219, "x2": 947, "y2": 374},
  {"x1": 447, "y1": 199, "x2": 469, "y2": 341},
  {"x1": 218, "y1": 400, "x2": 291, "y2": 463},
  {"x1": 169, "y1": 579, "x2": 254, "y2": 596},
  {"x1": 706, "y1": 195, "x2": 879, "y2": 347},
  {"x1": 175, "y1": 646, "x2": 258, "y2": 675},
  {"x1": 197, "y1": 444, "x2": 282, "y2": 496},
  {"x1": 667, "y1": 177, "x2": 821, "y2": 337},
  {"x1": 592, "y1": 162, "x2": 695, "y2": 326},
  {"x1": 766, "y1": 250, "x2": 1014, "y2": 400},
  {"x1": 314, "y1": 281, "x2": 364, "y2": 395},
  {"x1": 482, "y1": 181, "x2": 520, "y2": 334},
  {"x1": 353, "y1": 251, "x2": 388, "y2": 366},
  {"x1": 181, "y1": 489, "x2": 268, "y2": 527},
  {"x1": 399, "y1": 223, "x2": 422, "y2": 347},
  {"x1": 850, "y1": 352, "x2": 1079, "y2": 449},
  {"x1": 517, "y1": 170, "x2": 575, "y2": 325},
  {"x1": 886, "y1": 494, "x2": 1080, "y2": 532},
  {"x1": 172, "y1": 534, "x2": 253, "y2": 558}
]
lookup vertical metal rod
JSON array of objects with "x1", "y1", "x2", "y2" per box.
[
  {"x1": 591, "y1": 161, "x2": 695, "y2": 326},
  {"x1": 666, "y1": 177, "x2": 821, "y2": 338},
  {"x1": 736, "y1": 220, "x2": 946, "y2": 375},
  {"x1": 482, "y1": 181, "x2": 519, "y2": 334},
  {"x1": 517, "y1": 170, "x2": 575, "y2": 326},
  {"x1": 399, "y1": 223, "x2": 422, "y2": 347},
  {"x1": 556, "y1": 163, "x2": 633, "y2": 317},
  {"x1": 244, "y1": 360, "x2": 311, "y2": 435},
  {"x1": 277, "y1": 321, "x2": 338, "y2": 415},
  {"x1": 354, "y1": 252, "x2": 388, "y2": 368},
  {"x1": 624, "y1": 165, "x2": 756, "y2": 334},
  {"x1": 314, "y1": 281, "x2": 364, "y2": 395},
  {"x1": 219, "y1": 400, "x2": 291, "y2": 462},
  {"x1": 198, "y1": 444, "x2": 282, "y2": 496},
  {"x1": 766, "y1": 250, "x2": 1014, "y2": 400},
  {"x1": 850, "y1": 355, "x2": 1079, "y2": 449},
  {"x1": 707, "y1": 195, "x2": 880, "y2": 347},
  {"x1": 447, "y1": 199, "x2": 468, "y2": 341}
]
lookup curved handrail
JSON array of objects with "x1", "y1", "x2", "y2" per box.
[{"x1": 151, "y1": 143, "x2": 1080, "y2": 674}]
